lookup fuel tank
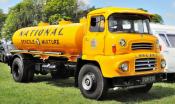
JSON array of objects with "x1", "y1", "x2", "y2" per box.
[{"x1": 12, "y1": 22, "x2": 86, "y2": 55}]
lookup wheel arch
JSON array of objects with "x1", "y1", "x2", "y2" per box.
[{"x1": 9, "y1": 53, "x2": 34, "y2": 72}]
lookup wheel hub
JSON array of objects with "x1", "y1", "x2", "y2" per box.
[
  {"x1": 82, "y1": 73, "x2": 95, "y2": 91},
  {"x1": 85, "y1": 79, "x2": 90, "y2": 86}
]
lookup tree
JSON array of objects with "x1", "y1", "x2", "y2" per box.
[
  {"x1": 1, "y1": 0, "x2": 33, "y2": 39},
  {"x1": 43, "y1": 0, "x2": 77, "y2": 24},
  {"x1": 75, "y1": 6, "x2": 95, "y2": 22},
  {"x1": 0, "y1": 9, "x2": 6, "y2": 39},
  {"x1": 151, "y1": 14, "x2": 164, "y2": 24},
  {"x1": 1, "y1": 0, "x2": 94, "y2": 39},
  {"x1": 31, "y1": 0, "x2": 47, "y2": 24},
  {"x1": 138, "y1": 8, "x2": 148, "y2": 12},
  {"x1": 1, "y1": 0, "x2": 46, "y2": 39},
  {"x1": 138, "y1": 8, "x2": 164, "y2": 24}
]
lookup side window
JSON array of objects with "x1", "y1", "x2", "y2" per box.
[
  {"x1": 167, "y1": 34, "x2": 175, "y2": 47},
  {"x1": 90, "y1": 16, "x2": 105, "y2": 32},
  {"x1": 159, "y1": 34, "x2": 170, "y2": 47}
]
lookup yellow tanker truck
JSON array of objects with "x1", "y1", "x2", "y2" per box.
[{"x1": 7, "y1": 7, "x2": 166, "y2": 100}]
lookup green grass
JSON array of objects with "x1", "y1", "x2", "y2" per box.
[{"x1": 0, "y1": 63, "x2": 175, "y2": 104}]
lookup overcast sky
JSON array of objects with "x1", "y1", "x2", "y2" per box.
[{"x1": 0, "y1": 0, "x2": 175, "y2": 25}]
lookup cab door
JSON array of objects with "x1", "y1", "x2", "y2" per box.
[{"x1": 83, "y1": 15, "x2": 106, "y2": 56}]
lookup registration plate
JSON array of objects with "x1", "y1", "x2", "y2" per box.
[{"x1": 142, "y1": 76, "x2": 156, "y2": 84}]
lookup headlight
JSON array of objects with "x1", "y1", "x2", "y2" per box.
[
  {"x1": 119, "y1": 39, "x2": 126, "y2": 47},
  {"x1": 161, "y1": 60, "x2": 166, "y2": 68},
  {"x1": 119, "y1": 62, "x2": 128, "y2": 72}
]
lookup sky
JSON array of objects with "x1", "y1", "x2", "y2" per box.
[{"x1": 0, "y1": 0, "x2": 175, "y2": 25}]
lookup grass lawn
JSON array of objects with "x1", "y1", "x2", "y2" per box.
[{"x1": 0, "y1": 63, "x2": 175, "y2": 104}]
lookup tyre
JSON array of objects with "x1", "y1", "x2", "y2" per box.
[
  {"x1": 78, "y1": 64, "x2": 108, "y2": 100},
  {"x1": 12, "y1": 57, "x2": 34, "y2": 82},
  {"x1": 51, "y1": 64, "x2": 69, "y2": 79},
  {"x1": 128, "y1": 83, "x2": 153, "y2": 93}
]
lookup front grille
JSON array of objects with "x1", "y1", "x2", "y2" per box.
[
  {"x1": 132, "y1": 43, "x2": 153, "y2": 50},
  {"x1": 135, "y1": 58, "x2": 156, "y2": 72}
]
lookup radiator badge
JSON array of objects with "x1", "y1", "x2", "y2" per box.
[{"x1": 136, "y1": 54, "x2": 156, "y2": 58}]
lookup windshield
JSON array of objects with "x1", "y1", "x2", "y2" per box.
[{"x1": 108, "y1": 14, "x2": 151, "y2": 34}]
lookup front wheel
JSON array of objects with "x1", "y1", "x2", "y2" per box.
[
  {"x1": 128, "y1": 83, "x2": 153, "y2": 93},
  {"x1": 78, "y1": 64, "x2": 108, "y2": 100}
]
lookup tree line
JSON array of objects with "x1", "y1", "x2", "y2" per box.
[{"x1": 0, "y1": 0, "x2": 163, "y2": 40}]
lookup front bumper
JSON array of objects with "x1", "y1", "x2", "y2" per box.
[
  {"x1": 93, "y1": 52, "x2": 165, "y2": 78},
  {"x1": 112, "y1": 73, "x2": 166, "y2": 87}
]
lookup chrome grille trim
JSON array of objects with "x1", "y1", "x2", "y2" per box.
[
  {"x1": 135, "y1": 58, "x2": 156, "y2": 72},
  {"x1": 132, "y1": 43, "x2": 153, "y2": 50}
]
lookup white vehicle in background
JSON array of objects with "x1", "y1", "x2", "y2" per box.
[{"x1": 150, "y1": 23, "x2": 175, "y2": 81}]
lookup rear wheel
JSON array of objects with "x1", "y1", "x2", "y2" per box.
[
  {"x1": 12, "y1": 57, "x2": 34, "y2": 82},
  {"x1": 78, "y1": 64, "x2": 108, "y2": 100},
  {"x1": 128, "y1": 83, "x2": 153, "y2": 93}
]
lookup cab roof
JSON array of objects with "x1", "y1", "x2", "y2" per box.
[{"x1": 88, "y1": 7, "x2": 152, "y2": 17}]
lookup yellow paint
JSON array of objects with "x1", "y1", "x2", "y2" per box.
[
  {"x1": 12, "y1": 7, "x2": 165, "y2": 78},
  {"x1": 13, "y1": 23, "x2": 86, "y2": 55},
  {"x1": 59, "y1": 19, "x2": 72, "y2": 25},
  {"x1": 38, "y1": 21, "x2": 49, "y2": 26}
]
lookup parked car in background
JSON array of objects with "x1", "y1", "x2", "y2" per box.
[
  {"x1": 0, "y1": 39, "x2": 14, "y2": 63},
  {"x1": 150, "y1": 23, "x2": 175, "y2": 81},
  {"x1": 0, "y1": 42, "x2": 5, "y2": 62}
]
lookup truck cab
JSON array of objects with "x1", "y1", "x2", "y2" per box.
[
  {"x1": 82, "y1": 7, "x2": 165, "y2": 77},
  {"x1": 78, "y1": 7, "x2": 166, "y2": 99}
]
